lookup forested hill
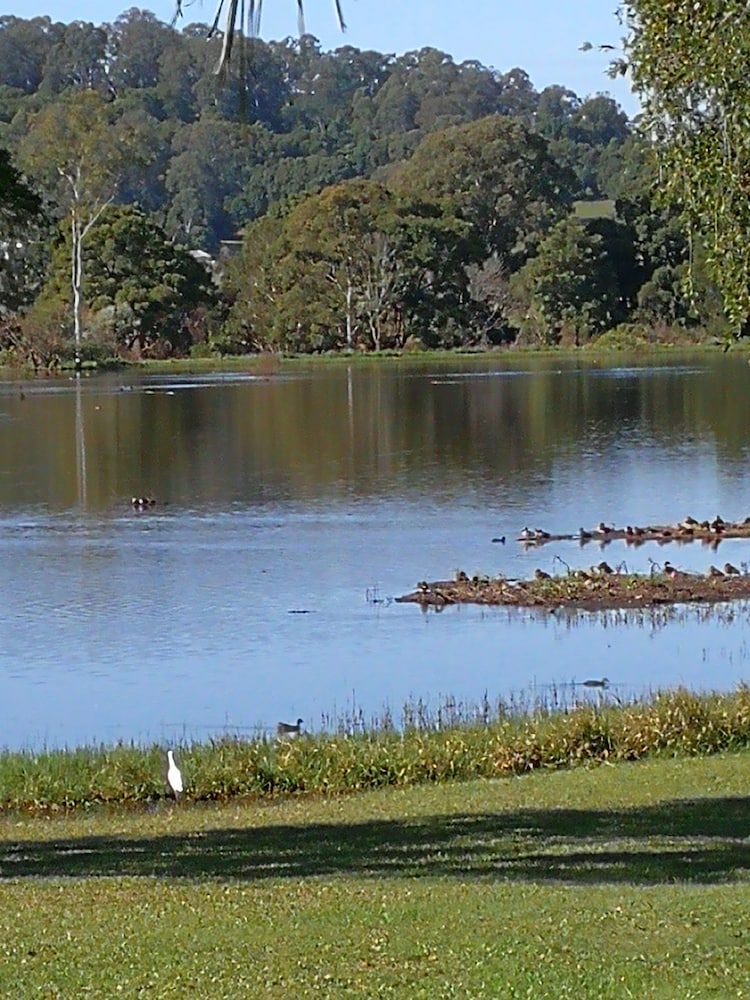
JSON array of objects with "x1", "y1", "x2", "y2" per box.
[{"x1": 0, "y1": 10, "x2": 632, "y2": 250}]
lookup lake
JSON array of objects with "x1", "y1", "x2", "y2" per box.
[{"x1": 2, "y1": 352, "x2": 750, "y2": 750}]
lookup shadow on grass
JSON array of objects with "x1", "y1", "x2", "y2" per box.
[{"x1": 1, "y1": 796, "x2": 749, "y2": 885}]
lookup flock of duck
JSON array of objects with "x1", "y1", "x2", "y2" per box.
[
  {"x1": 400, "y1": 511, "x2": 750, "y2": 609},
  {"x1": 131, "y1": 497, "x2": 158, "y2": 510},
  {"x1": 517, "y1": 514, "x2": 750, "y2": 547}
]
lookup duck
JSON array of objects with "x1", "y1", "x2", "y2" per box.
[
  {"x1": 663, "y1": 561, "x2": 690, "y2": 580},
  {"x1": 535, "y1": 528, "x2": 551, "y2": 540},
  {"x1": 582, "y1": 677, "x2": 610, "y2": 689},
  {"x1": 681, "y1": 515, "x2": 699, "y2": 527},
  {"x1": 519, "y1": 527, "x2": 537, "y2": 541},
  {"x1": 707, "y1": 565, "x2": 725, "y2": 578},
  {"x1": 724, "y1": 562, "x2": 740, "y2": 575},
  {"x1": 277, "y1": 718, "x2": 304, "y2": 737},
  {"x1": 534, "y1": 568, "x2": 551, "y2": 580},
  {"x1": 596, "y1": 561, "x2": 614, "y2": 574},
  {"x1": 579, "y1": 527, "x2": 592, "y2": 541},
  {"x1": 597, "y1": 522, "x2": 613, "y2": 534},
  {"x1": 455, "y1": 570, "x2": 469, "y2": 583}
]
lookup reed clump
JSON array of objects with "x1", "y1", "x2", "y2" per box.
[{"x1": 1, "y1": 685, "x2": 749, "y2": 812}]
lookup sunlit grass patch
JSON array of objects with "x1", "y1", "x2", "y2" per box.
[{"x1": 1, "y1": 753, "x2": 750, "y2": 999}]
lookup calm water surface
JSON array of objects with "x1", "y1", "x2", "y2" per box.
[{"x1": 2, "y1": 354, "x2": 750, "y2": 750}]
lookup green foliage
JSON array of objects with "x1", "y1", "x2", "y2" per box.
[
  {"x1": 391, "y1": 115, "x2": 575, "y2": 265},
  {"x1": 510, "y1": 218, "x2": 622, "y2": 344},
  {"x1": 623, "y1": 0, "x2": 750, "y2": 332},
  {"x1": 0, "y1": 146, "x2": 41, "y2": 224},
  {"x1": 227, "y1": 178, "x2": 475, "y2": 353},
  {"x1": 589, "y1": 322, "x2": 649, "y2": 350},
  {"x1": 0, "y1": 146, "x2": 46, "y2": 316},
  {"x1": 2, "y1": 296, "x2": 69, "y2": 370},
  {"x1": 30, "y1": 205, "x2": 218, "y2": 360},
  {"x1": 4, "y1": 10, "x2": 737, "y2": 351},
  {"x1": 82, "y1": 204, "x2": 218, "y2": 356}
]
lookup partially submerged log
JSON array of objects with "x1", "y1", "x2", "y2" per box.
[{"x1": 397, "y1": 565, "x2": 750, "y2": 612}]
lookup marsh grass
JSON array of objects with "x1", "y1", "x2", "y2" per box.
[
  {"x1": 1, "y1": 755, "x2": 749, "y2": 999},
  {"x1": 1, "y1": 686, "x2": 750, "y2": 812}
]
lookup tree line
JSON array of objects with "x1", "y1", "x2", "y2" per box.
[{"x1": 0, "y1": 9, "x2": 727, "y2": 364}]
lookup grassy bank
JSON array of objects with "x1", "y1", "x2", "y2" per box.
[
  {"x1": 1, "y1": 752, "x2": 749, "y2": 999},
  {"x1": 105, "y1": 340, "x2": 744, "y2": 375},
  {"x1": 3, "y1": 340, "x2": 737, "y2": 380},
  {"x1": 2, "y1": 686, "x2": 749, "y2": 812}
]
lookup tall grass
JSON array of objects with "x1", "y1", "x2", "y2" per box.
[{"x1": 1, "y1": 685, "x2": 749, "y2": 812}]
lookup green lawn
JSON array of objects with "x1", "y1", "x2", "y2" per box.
[
  {"x1": 573, "y1": 198, "x2": 617, "y2": 220},
  {"x1": 1, "y1": 753, "x2": 749, "y2": 998}
]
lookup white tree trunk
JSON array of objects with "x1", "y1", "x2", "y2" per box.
[
  {"x1": 71, "y1": 207, "x2": 83, "y2": 370},
  {"x1": 345, "y1": 276, "x2": 353, "y2": 349}
]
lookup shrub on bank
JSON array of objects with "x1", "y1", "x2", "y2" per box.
[{"x1": 1, "y1": 686, "x2": 749, "y2": 812}]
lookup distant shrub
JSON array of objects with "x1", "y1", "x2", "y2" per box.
[{"x1": 588, "y1": 323, "x2": 649, "y2": 350}]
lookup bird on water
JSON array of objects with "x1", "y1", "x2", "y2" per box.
[
  {"x1": 277, "y1": 718, "x2": 304, "y2": 737},
  {"x1": 166, "y1": 749, "x2": 183, "y2": 801}
]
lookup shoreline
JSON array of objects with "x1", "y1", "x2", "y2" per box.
[{"x1": 2, "y1": 341, "x2": 748, "y2": 379}]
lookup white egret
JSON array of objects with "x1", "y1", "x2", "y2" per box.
[{"x1": 166, "y1": 749, "x2": 183, "y2": 800}]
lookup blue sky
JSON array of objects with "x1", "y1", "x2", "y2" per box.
[{"x1": 4, "y1": 0, "x2": 637, "y2": 116}]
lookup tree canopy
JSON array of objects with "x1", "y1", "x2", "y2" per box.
[{"x1": 2, "y1": 7, "x2": 731, "y2": 363}]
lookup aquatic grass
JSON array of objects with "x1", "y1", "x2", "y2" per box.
[{"x1": 1, "y1": 685, "x2": 750, "y2": 812}]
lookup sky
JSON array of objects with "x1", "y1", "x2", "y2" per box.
[{"x1": 3, "y1": 0, "x2": 638, "y2": 116}]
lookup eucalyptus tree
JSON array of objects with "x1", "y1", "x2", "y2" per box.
[
  {"x1": 39, "y1": 19, "x2": 111, "y2": 95},
  {"x1": 227, "y1": 178, "x2": 474, "y2": 351},
  {"x1": 391, "y1": 115, "x2": 575, "y2": 267},
  {"x1": 164, "y1": 117, "x2": 248, "y2": 247},
  {"x1": 621, "y1": 1, "x2": 750, "y2": 333},
  {"x1": 19, "y1": 90, "x2": 144, "y2": 365},
  {"x1": 0, "y1": 15, "x2": 64, "y2": 93}
]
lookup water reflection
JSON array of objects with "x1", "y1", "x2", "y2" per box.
[
  {"x1": 75, "y1": 375, "x2": 87, "y2": 509},
  {"x1": 1, "y1": 353, "x2": 750, "y2": 749}
]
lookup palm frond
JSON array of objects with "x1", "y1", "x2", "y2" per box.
[{"x1": 189, "y1": 0, "x2": 347, "y2": 77}]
